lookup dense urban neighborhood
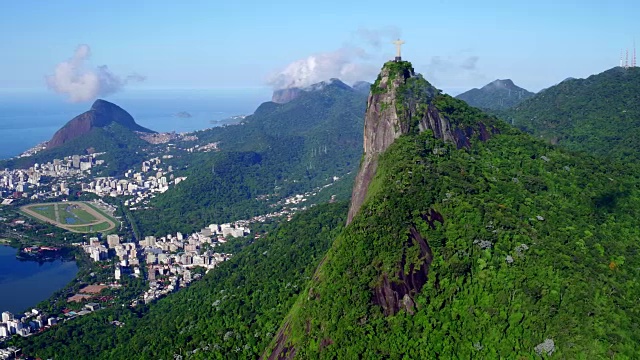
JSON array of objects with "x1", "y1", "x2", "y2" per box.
[
  {"x1": 0, "y1": 149, "x2": 185, "y2": 208},
  {"x1": 0, "y1": 120, "x2": 347, "y2": 358},
  {"x1": 0, "y1": 220, "x2": 245, "y2": 350}
]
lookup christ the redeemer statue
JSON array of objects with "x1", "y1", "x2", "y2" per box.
[{"x1": 393, "y1": 39, "x2": 405, "y2": 61}]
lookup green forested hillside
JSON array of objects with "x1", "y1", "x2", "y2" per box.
[
  {"x1": 456, "y1": 79, "x2": 534, "y2": 110},
  {"x1": 265, "y1": 68, "x2": 640, "y2": 358},
  {"x1": 13, "y1": 202, "x2": 348, "y2": 359},
  {"x1": 133, "y1": 82, "x2": 366, "y2": 235},
  {"x1": 506, "y1": 66, "x2": 640, "y2": 161},
  {"x1": 14, "y1": 63, "x2": 640, "y2": 359}
]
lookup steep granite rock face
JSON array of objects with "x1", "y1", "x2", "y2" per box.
[
  {"x1": 373, "y1": 225, "x2": 432, "y2": 316},
  {"x1": 272, "y1": 79, "x2": 354, "y2": 104},
  {"x1": 264, "y1": 61, "x2": 503, "y2": 359},
  {"x1": 347, "y1": 62, "x2": 418, "y2": 224},
  {"x1": 272, "y1": 88, "x2": 303, "y2": 104},
  {"x1": 347, "y1": 61, "x2": 498, "y2": 224},
  {"x1": 372, "y1": 208, "x2": 443, "y2": 316},
  {"x1": 48, "y1": 99, "x2": 153, "y2": 148}
]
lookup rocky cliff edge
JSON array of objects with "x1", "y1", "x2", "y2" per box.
[{"x1": 347, "y1": 60, "x2": 499, "y2": 224}]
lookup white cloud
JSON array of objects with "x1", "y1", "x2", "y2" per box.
[
  {"x1": 46, "y1": 44, "x2": 144, "y2": 103},
  {"x1": 267, "y1": 27, "x2": 403, "y2": 90}
]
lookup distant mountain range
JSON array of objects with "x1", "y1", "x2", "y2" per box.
[
  {"x1": 272, "y1": 79, "x2": 371, "y2": 103},
  {"x1": 352, "y1": 81, "x2": 372, "y2": 94},
  {"x1": 456, "y1": 79, "x2": 534, "y2": 110},
  {"x1": 504, "y1": 66, "x2": 640, "y2": 161},
  {"x1": 130, "y1": 77, "x2": 368, "y2": 235}
]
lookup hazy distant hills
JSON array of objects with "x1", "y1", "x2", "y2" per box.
[
  {"x1": 272, "y1": 79, "x2": 371, "y2": 103},
  {"x1": 352, "y1": 81, "x2": 372, "y2": 93},
  {"x1": 505, "y1": 66, "x2": 640, "y2": 160},
  {"x1": 456, "y1": 79, "x2": 534, "y2": 110},
  {"x1": 537, "y1": 77, "x2": 577, "y2": 93}
]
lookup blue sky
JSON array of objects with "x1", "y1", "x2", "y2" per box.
[{"x1": 1, "y1": 0, "x2": 638, "y2": 96}]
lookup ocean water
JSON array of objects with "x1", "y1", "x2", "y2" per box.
[
  {"x1": 0, "y1": 245, "x2": 78, "y2": 314},
  {"x1": 0, "y1": 88, "x2": 271, "y2": 160}
]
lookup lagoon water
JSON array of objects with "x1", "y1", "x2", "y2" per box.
[
  {"x1": 0, "y1": 246, "x2": 78, "y2": 314},
  {"x1": 0, "y1": 88, "x2": 271, "y2": 160}
]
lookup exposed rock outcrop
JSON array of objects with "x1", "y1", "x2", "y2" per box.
[
  {"x1": 48, "y1": 99, "x2": 154, "y2": 148},
  {"x1": 373, "y1": 225, "x2": 434, "y2": 316},
  {"x1": 372, "y1": 209, "x2": 443, "y2": 316},
  {"x1": 266, "y1": 60, "x2": 500, "y2": 359},
  {"x1": 265, "y1": 322, "x2": 297, "y2": 360},
  {"x1": 271, "y1": 79, "x2": 353, "y2": 104},
  {"x1": 347, "y1": 61, "x2": 498, "y2": 224},
  {"x1": 347, "y1": 62, "x2": 413, "y2": 224},
  {"x1": 272, "y1": 88, "x2": 303, "y2": 104}
]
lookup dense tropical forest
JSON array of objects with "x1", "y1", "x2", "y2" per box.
[
  {"x1": 10, "y1": 202, "x2": 348, "y2": 359},
  {"x1": 265, "y1": 63, "x2": 640, "y2": 358},
  {"x1": 273, "y1": 130, "x2": 640, "y2": 358},
  {"x1": 131, "y1": 81, "x2": 366, "y2": 236},
  {"x1": 505, "y1": 66, "x2": 640, "y2": 161},
  {"x1": 455, "y1": 79, "x2": 534, "y2": 110},
  {"x1": 9, "y1": 61, "x2": 640, "y2": 359}
]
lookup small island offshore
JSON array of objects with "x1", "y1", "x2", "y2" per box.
[{"x1": 173, "y1": 111, "x2": 192, "y2": 118}]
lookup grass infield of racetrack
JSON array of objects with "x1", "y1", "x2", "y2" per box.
[{"x1": 21, "y1": 201, "x2": 118, "y2": 234}]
